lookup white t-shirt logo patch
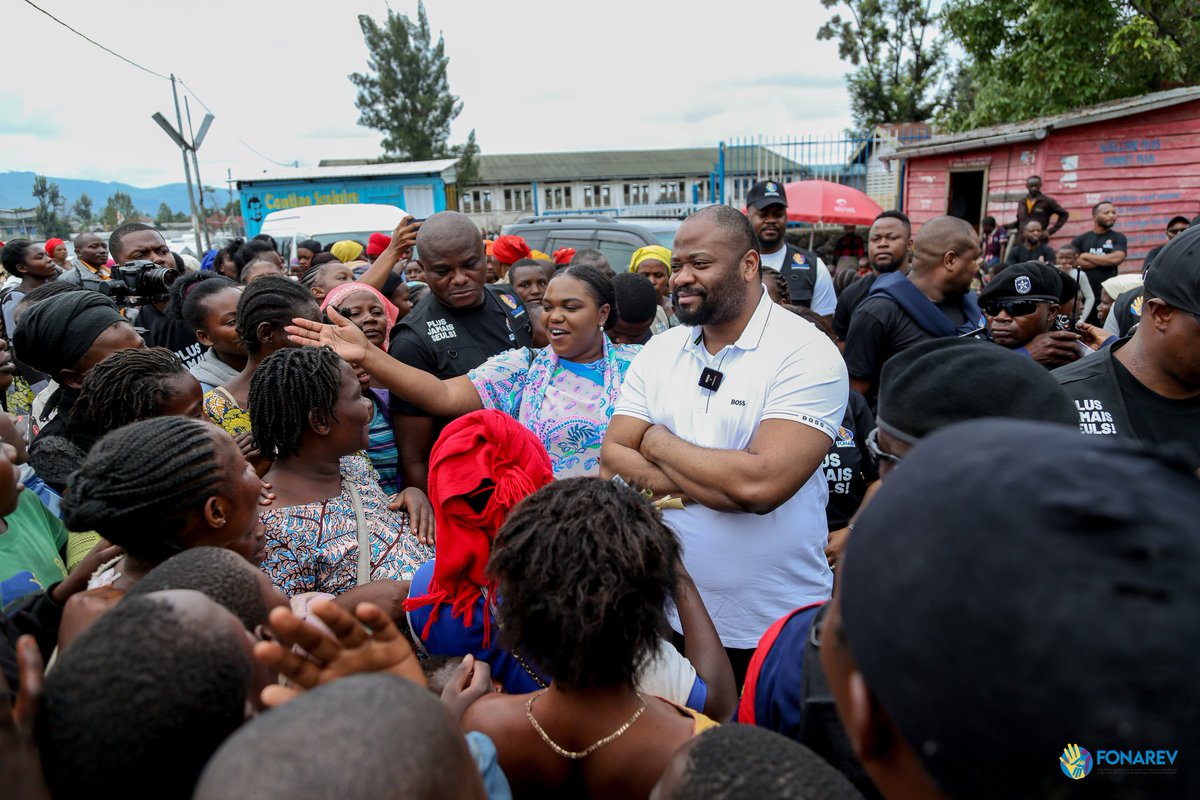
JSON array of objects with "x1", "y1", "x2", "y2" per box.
[{"x1": 1015, "y1": 276, "x2": 1032, "y2": 294}]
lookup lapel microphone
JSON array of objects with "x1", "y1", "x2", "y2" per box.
[{"x1": 699, "y1": 367, "x2": 724, "y2": 392}]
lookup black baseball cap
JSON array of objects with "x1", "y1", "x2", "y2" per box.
[
  {"x1": 979, "y1": 261, "x2": 1062, "y2": 304},
  {"x1": 746, "y1": 180, "x2": 788, "y2": 210},
  {"x1": 1145, "y1": 223, "x2": 1200, "y2": 315}
]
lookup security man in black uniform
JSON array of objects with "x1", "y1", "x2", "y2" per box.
[
  {"x1": 388, "y1": 211, "x2": 533, "y2": 491},
  {"x1": 1054, "y1": 224, "x2": 1200, "y2": 469},
  {"x1": 745, "y1": 180, "x2": 836, "y2": 322}
]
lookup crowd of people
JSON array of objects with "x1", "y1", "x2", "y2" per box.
[{"x1": 0, "y1": 174, "x2": 1197, "y2": 800}]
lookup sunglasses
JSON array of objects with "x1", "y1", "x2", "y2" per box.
[
  {"x1": 865, "y1": 428, "x2": 902, "y2": 465},
  {"x1": 984, "y1": 299, "x2": 1041, "y2": 317}
]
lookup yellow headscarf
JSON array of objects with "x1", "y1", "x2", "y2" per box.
[
  {"x1": 331, "y1": 240, "x2": 364, "y2": 263},
  {"x1": 630, "y1": 245, "x2": 672, "y2": 273},
  {"x1": 529, "y1": 249, "x2": 550, "y2": 261}
]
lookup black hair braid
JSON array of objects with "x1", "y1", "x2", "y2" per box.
[
  {"x1": 248, "y1": 347, "x2": 343, "y2": 460},
  {"x1": 167, "y1": 271, "x2": 238, "y2": 328},
  {"x1": 70, "y1": 347, "x2": 189, "y2": 433},
  {"x1": 560, "y1": 265, "x2": 621, "y2": 329},
  {"x1": 488, "y1": 478, "x2": 679, "y2": 690},
  {"x1": 62, "y1": 417, "x2": 224, "y2": 560},
  {"x1": 235, "y1": 276, "x2": 315, "y2": 354}
]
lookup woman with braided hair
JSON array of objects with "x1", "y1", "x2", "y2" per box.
[
  {"x1": 203, "y1": 276, "x2": 320, "y2": 472},
  {"x1": 250, "y1": 346, "x2": 433, "y2": 599},
  {"x1": 167, "y1": 271, "x2": 246, "y2": 393},
  {"x1": 61, "y1": 416, "x2": 268, "y2": 590}
]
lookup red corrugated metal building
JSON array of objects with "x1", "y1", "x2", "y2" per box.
[{"x1": 885, "y1": 86, "x2": 1200, "y2": 273}]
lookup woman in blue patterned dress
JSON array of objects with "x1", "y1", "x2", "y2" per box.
[
  {"x1": 248, "y1": 346, "x2": 434, "y2": 599},
  {"x1": 286, "y1": 266, "x2": 640, "y2": 479}
]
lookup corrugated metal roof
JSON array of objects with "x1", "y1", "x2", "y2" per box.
[
  {"x1": 237, "y1": 159, "x2": 458, "y2": 184},
  {"x1": 891, "y1": 86, "x2": 1200, "y2": 159},
  {"x1": 475, "y1": 145, "x2": 803, "y2": 183}
]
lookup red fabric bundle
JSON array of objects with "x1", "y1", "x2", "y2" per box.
[
  {"x1": 552, "y1": 247, "x2": 575, "y2": 265},
  {"x1": 491, "y1": 235, "x2": 531, "y2": 266},
  {"x1": 402, "y1": 409, "x2": 552, "y2": 646}
]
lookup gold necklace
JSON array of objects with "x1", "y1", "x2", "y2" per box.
[
  {"x1": 526, "y1": 691, "x2": 647, "y2": 760},
  {"x1": 512, "y1": 651, "x2": 547, "y2": 689}
]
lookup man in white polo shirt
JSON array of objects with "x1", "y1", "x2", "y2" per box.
[{"x1": 601, "y1": 204, "x2": 849, "y2": 686}]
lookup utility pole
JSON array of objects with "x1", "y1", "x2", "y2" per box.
[
  {"x1": 171, "y1": 75, "x2": 200, "y2": 253},
  {"x1": 184, "y1": 96, "x2": 213, "y2": 252}
]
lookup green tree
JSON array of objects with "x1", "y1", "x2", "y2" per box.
[
  {"x1": 453, "y1": 128, "x2": 480, "y2": 189},
  {"x1": 349, "y1": 1, "x2": 463, "y2": 160},
  {"x1": 818, "y1": 0, "x2": 947, "y2": 128},
  {"x1": 72, "y1": 193, "x2": 94, "y2": 228},
  {"x1": 101, "y1": 192, "x2": 139, "y2": 228},
  {"x1": 32, "y1": 175, "x2": 71, "y2": 239},
  {"x1": 155, "y1": 202, "x2": 176, "y2": 226},
  {"x1": 941, "y1": 0, "x2": 1200, "y2": 130}
]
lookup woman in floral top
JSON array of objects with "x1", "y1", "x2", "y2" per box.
[
  {"x1": 287, "y1": 266, "x2": 640, "y2": 479},
  {"x1": 248, "y1": 346, "x2": 433, "y2": 597}
]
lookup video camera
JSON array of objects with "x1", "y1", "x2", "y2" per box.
[{"x1": 97, "y1": 260, "x2": 180, "y2": 306}]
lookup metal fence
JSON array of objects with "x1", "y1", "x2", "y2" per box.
[{"x1": 718, "y1": 130, "x2": 934, "y2": 213}]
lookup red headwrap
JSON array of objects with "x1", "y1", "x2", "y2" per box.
[
  {"x1": 44, "y1": 238, "x2": 64, "y2": 257},
  {"x1": 490, "y1": 235, "x2": 531, "y2": 266},
  {"x1": 552, "y1": 247, "x2": 575, "y2": 265},
  {"x1": 365, "y1": 231, "x2": 391, "y2": 257},
  {"x1": 402, "y1": 409, "x2": 553, "y2": 647}
]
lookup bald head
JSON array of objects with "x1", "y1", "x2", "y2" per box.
[
  {"x1": 911, "y1": 216, "x2": 979, "y2": 274},
  {"x1": 682, "y1": 205, "x2": 758, "y2": 260},
  {"x1": 415, "y1": 211, "x2": 483, "y2": 263},
  {"x1": 73, "y1": 232, "x2": 108, "y2": 269}
]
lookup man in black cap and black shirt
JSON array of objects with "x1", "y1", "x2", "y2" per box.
[
  {"x1": 1054, "y1": 224, "x2": 1200, "y2": 468},
  {"x1": 977, "y1": 261, "x2": 1083, "y2": 368},
  {"x1": 744, "y1": 180, "x2": 837, "y2": 321},
  {"x1": 833, "y1": 210, "x2": 911, "y2": 342},
  {"x1": 822, "y1": 419, "x2": 1200, "y2": 800},
  {"x1": 842, "y1": 216, "x2": 981, "y2": 407},
  {"x1": 389, "y1": 211, "x2": 532, "y2": 491}
]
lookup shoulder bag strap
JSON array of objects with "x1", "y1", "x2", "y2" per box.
[{"x1": 343, "y1": 477, "x2": 372, "y2": 586}]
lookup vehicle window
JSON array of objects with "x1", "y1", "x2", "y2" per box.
[
  {"x1": 545, "y1": 232, "x2": 596, "y2": 253},
  {"x1": 595, "y1": 231, "x2": 645, "y2": 272},
  {"x1": 654, "y1": 232, "x2": 676, "y2": 249},
  {"x1": 513, "y1": 228, "x2": 551, "y2": 252}
]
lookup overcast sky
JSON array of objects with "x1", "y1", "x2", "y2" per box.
[{"x1": 2, "y1": 0, "x2": 857, "y2": 189}]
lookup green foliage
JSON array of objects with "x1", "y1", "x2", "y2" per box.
[
  {"x1": 72, "y1": 193, "x2": 94, "y2": 228},
  {"x1": 452, "y1": 128, "x2": 480, "y2": 188},
  {"x1": 941, "y1": 0, "x2": 1200, "y2": 130},
  {"x1": 101, "y1": 192, "x2": 138, "y2": 229},
  {"x1": 818, "y1": 0, "x2": 947, "y2": 128},
  {"x1": 155, "y1": 202, "x2": 175, "y2": 226},
  {"x1": 31, "y1": 175, "x2": 71, "y2": 239},
  {"x1": 349, "y1": 1, "x2": 463, "y2": 161}
]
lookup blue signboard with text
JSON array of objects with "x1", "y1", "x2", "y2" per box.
[{"x1": 239, "y1": 175, "x2": 447, "y2": 237}]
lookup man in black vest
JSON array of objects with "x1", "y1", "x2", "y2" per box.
[
  {"x1": 745, "y1": 180, "x2": 836, "y2": 322},
  {"x1": 388, "y1": 211, "x2": 533, "y2": 491},
  {"x1": 1054, "y1": 224, "x2": 1200, "y2": 468}
]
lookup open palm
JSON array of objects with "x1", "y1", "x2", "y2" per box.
[{"x1": 286, "y1": 306, "x2": 373, "y2": 364}]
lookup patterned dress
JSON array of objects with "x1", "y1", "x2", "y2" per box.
[
  {"x1": 468, "y1": 339, "x2": 639, "y2": 479},
  {"x1": 260, "y1": 455, "x2": 432, "y2": 597},
  {"x1": 203, "y1": 386, "x2": 251, "y2": 436}
]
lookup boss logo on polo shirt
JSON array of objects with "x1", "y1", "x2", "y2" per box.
[
  {"x1": 426, "y1": 318, "x2": 458, "y2": 342},
  {"x1": 730, "y1": 399, "x2": 746, "y2": 406}
]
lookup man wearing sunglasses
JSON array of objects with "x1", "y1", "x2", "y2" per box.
[
  {"x1": 1054, "y1": 224, "x2": 1200, "y2": 469},
  {"x1": 977, "y1": 261, "x2": 1083, "y2": 369}
]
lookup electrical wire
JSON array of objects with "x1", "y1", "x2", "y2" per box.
[{"x1": 20, "y1": 0, "x2": 295, "y2": 168}]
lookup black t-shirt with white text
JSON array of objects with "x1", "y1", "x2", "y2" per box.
[
  {"x1": 1071, "y1": 229, "x2": 1127, "y2": 297},
  {"x1": 1005, "y1": 242, "x2": 1057, "y2": 265},
  {"x1": 824, "y1": 390, "x2": 878, "y2": 530}
]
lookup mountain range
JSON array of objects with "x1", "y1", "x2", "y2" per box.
[{"x1": 0, "y1": 171, "x2": 204, "y2": 215}]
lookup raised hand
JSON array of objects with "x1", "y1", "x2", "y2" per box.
[
  {"x1": 388, "y1": 215, "x2": 421, "y2": 259},
  {"x1": 1060, "y1": 743, "x2": 1087, "y2": 778},
  {"x1": 254, "y1": 600, "x2": 425, "y2": 708},
  {"x1": 286, "y1": 306, "x2": 375, "y2": 365}
]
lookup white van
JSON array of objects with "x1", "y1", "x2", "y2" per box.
[{"x1": 258, "y1": 203, "x2": 408, "y2": 262}]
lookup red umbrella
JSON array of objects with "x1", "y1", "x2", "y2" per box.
[{"x1": 780, "y1": 180, "x2": 882, "y2": 225}]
